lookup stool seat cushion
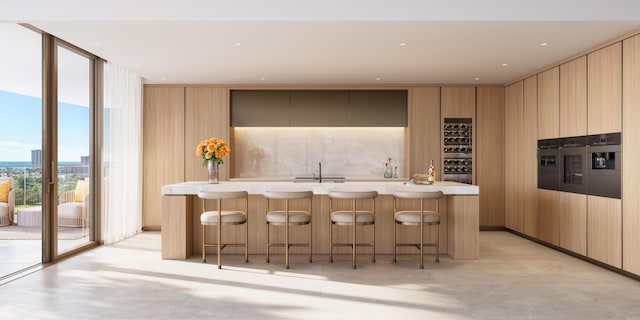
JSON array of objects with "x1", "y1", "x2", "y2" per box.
[
  {"x1": 394, "y1": 211, "x2": 440, "y2": 223},
  {"x1": 330, "y1": 211, "x2": 375, "y2": 224},
  {"x1": 266, "y1": 211, "x2": 311, "y2": 224},
  {"x1": 201, "y1": 210, "x2": 247, "y2": 224}
]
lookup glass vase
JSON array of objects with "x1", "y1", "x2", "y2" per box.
[{"x1": 207, "y1": 160, "x2": 219, "y2": 184}]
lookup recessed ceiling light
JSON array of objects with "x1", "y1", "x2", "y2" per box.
[
  {"x1": 474, "y1": 77, "x2": 480, "y2": 81},
  {"x1": 133, "y1": 63, "x2": 139, "y2": 67},
  {"x1": 540, "y1": 42, "x2": 549, "y2": 46},
  {"x1": 260, "y1": 77, "x2": 265, "y2": 81},
  {"x1": 235, "y1": 43, "x2": 241, "y2": 46},
  {"x1": 160, "y1": 77, "x2": 167, "y2": 81},
  {"x1": 399, "y1": 43, "x2": 407, "y2": 46},
  {"x1": 502, "y1": 63, "x2": 508, "y2": 67},
  {"x1": 375, "y1": 77, "x2": 381, "y2": 81},
  {"x1": 93, "y1": 42, "x2": 100, "y2": 46}
]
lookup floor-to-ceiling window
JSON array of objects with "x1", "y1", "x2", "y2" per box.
[
  {"x1": 0, "y1": 23, "x2": 101, "y2": 279},
  {"x1": 0, "y1": 23, "x2": 43, "y2": 277},
  {"x1": 55, "y1": 44, "x2": 93, "y2": 255}
]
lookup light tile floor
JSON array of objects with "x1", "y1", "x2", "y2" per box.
[{"x1": 1, "y1": 231, "x2": 639, "y2": 319}]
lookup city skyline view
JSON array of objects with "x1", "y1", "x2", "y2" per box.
[{"x1": 0, "y1": 90, "x2": 89, "y2": 162}]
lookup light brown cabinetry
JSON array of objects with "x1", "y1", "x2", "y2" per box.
[
  {"x1": 522, "y1": 76, "x2": 538, "y2": 237},
  {"x1": 587, "y1": 196, "x2": 622, "y2": 268},
  {"x1": 477, "y1": 87, "x2": 505, "y2": 227},
  {"x1": 537, "y1": 67, "x2": 560, "y2": 139},
  {"x1": 558, "y1": 192, "x2": 587, "y2": 255},
  {"x1": 588, "y1": 42, "x2": 622, "y2": 135},
  {"x1": 408, "y1": 87, "x2": 440, "y2": 178},
  {"x1": 185, "y1": 87, "x2": 229, "y2": 181},
  {"x1": 441, "y1": 87, "x2": 476, "y2": 118},
  {"x1": 560, "y1": 56, "x2": 587, "y2": 137},
  {"x1": 504, "y1": 82, "x2": 523, "y2": 232},
  {"x1": 143, "y1": 86, "x2": 185, "y2": 229},
  {"x1": 622, "y1": 34, "x2": 640, "y2": 276},
  {"x1": 537, "y1": 189, "x2": 559, "y2": 245}
]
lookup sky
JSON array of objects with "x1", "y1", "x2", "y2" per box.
[{"x1": 0, "y1": 90, "x2": 89, "y2": 162}]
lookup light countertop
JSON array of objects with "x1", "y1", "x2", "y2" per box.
[{"x1": 161, "y1": 180, "x2": 479, "y2": 196}]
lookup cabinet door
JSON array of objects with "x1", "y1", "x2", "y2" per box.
[
  {"x1": 623, "y1": 34, "x2": 640, "y2": 276},
  {"x1": 537, "y1": 67, "x2": 560, "y2": 139},
  {"x1": 587, "y1": 196, "x2": 622, "y2": 268},
  {"x1": 348, "y1": 90, "x2": 408, "y2": 126},
  {"x1": 477, "y1": 87, "x2": 505, "y2": 227},
  {"x1": 588, "y1": 42, "x2": 622, "y2": 135},
  {"x1": 290, "y1": 90, "x2": 349, "y2": 126},
  {"x1": 523, "y1": 76, "x2": 538, "y2": 237},
  {"x1": 560, "y1": 56, "x2": 587, "y2": 137},
  {"x1": 143, "y1": 86, "x2": 185, "y2": 228},
  {"x1": 505, "y1": 82, "x2": 523, "y2": 232},
  {"x1": 408, "y1": 87, "x2": 440, "y2": 178},
  {"x1": 185, "y1": 87, "x2": 229, "y2": 181},
  {"x1": 231, "y1": 90, "x2": 290, "y2": 126},
  {"x1": 537, "y1": 189, "x2": 559, "y2": 245},
  {"x1": 441, "y1": 87, "x2": 476, "y2": 118},
  {"x1": 558, "y1": 192, "x2": 587, "y2": 255}
]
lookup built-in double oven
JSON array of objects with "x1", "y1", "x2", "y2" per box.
[{"x1": 537, "y1": 132, "x2": 621, "y2": 199}]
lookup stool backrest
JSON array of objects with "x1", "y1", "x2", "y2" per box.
[
  {"x1": 264, "y1": 190, "x2": 313, "y2": 200},
  {"x1": 327, "y1": 190, "x2": 378, "y2": 200},
  {"x1": 393, "y1": 190, "x2": 443, "y2": 200},
  {"x1": 197, "y1": 190, "x2": 248, "y2": 200}
]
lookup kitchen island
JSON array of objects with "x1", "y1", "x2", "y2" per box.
[{"x1": 161, "y1": 180, "x2": 479, "y2": 260}]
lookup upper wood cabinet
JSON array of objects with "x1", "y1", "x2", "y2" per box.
[
  {"x1": 622, "y1": 34, "x2": 640, "y2": 276},
  {"x1": 441, "y1": 87, "x2": 476, "y2": 118},
  {"x1": 560, "y1": 56, "x2": 587, "y2": 137},
  {"x1": 522, "y1": 76, "x2": 538, "y2": 237},
  {"x1": 537, "y1": 67, "x2": 560, "y2": 139},
  {"x1": 504, "y1": 82, "x2": 523, "y2": 232},
  {"x1": 408, "y1": 87, "x2": 440, "y2": 178},
  {"x1": 588, "y1": 42, "x2": 622, "y2": 134}
]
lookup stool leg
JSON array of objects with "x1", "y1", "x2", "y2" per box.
[
  {"x1": 266, "y1": 222, "x2": 270, "y2": 263},
  {"x1": 286, "y1": 221, "x2": 290, "y2": 269},
  {"x1": 420, "y1": 221, "x2": 424, "y2": 269},
  {"x1": 329, "y1": 221, "x2": 333, "y2": 263},
  {"x1": 217, "y1": 221, "x2": 222, "y2": 270},
  {"x1": 372, "y1": 223, "x2": 376, "y2": 263},
  {"x1": 202, "y1": 224, "x2": 206, "y2": 263},
  {"x1": 352, "y1": 199, "x2": 356, "y2": 269},
  {"x1": 309, "y1": 221, "x2": 313, "y2": 263},
  {"x1": 393, "y1": 221, "x2": 397, "y2": 263},
  {"x1": 245, "y1": 219, "x2": 249, "y2": 263},
  {"x1": 435, "y1": 223, "x2": 440, "y2": 263}
]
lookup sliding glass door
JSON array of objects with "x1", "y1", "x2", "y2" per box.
[{"x1": 55, "y1": 44, "x2": 93, "y2": 254}]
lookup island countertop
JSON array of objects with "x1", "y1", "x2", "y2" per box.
[{"x1": 161, "y1": 180, "x2": 479, "y2": 196}]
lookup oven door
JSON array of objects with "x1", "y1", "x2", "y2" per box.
[
  {"x1": 559, "y1": 146, "x2": 587, "y2": 194},
  {"x1": 538, "y1": 148, "x2": 559, "y2": 190},
  {"x1": 587, "y1": 145, "x2": 621, "y2": 198}
]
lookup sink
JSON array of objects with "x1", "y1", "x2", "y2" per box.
[{"x1": 293, "y1": 176, "x2": 346, "y2": 183}]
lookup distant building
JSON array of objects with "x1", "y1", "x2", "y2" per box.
[
  {"x1": 81, "y1": 156, "x2": 89, "y2": 166},
  {"x1": 31, "y1": 149, "x2": 42, "y2": 168}
]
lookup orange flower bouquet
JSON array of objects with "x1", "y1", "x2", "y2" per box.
[{"x1": 196, "y1": 137, "x2": 231, "y2": 166}]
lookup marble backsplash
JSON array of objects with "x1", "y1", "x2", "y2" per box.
[{"x1": 233, "y1": 127, "x2": 404, "y2": 178}]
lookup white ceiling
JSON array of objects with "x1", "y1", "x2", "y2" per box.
[{"x1": 3, "y1": 0, "x2": 640, "y2": 85}]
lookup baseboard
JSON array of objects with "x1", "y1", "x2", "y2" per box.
[
  {"x1": 142, "y1": 225, "x2": 161, "y2": 231},
  {"x1": 480, "y1": 226, "x2": 507, "y2": 231},
  {"x1": 505, "y1": 228, "x2": 640, "y2": 282}
]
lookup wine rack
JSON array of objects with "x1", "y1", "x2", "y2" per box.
[{"x1": 443, "y1": 118, "x2": 472, "y2": 184}]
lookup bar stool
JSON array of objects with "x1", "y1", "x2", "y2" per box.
[
  {"x1": 392, "y1": 190, "x2": 443, "y2": 269},
  {"x1": 328, "y1": 189, "x2": 378, "y2": 269},
  {"x1": 198, "y1": 190, "x2": 249, "y2": 269},
  {"x1": 264, "y1": 190, "x2": 313, "y2": 269}
]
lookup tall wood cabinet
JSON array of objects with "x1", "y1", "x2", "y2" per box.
[
  {"x1": 143, "y1": 86, "x2": 185, "y2": 228},
  {"x1": 622, "y1": 34, "x2": 640, "y2": 275},
  {"x1": 537, "y1": 67, "x2": 560, "y2": 139},
  {"x1": 588, "y1": 42, "x2": 622, "y2": 135},
  {"x1": 477, "y1": 87, "x2": 505, "y2": 227},
  {"x1": 408, "y1": 87, "x2": 441, "y2": 178},
  {"x1": 441, "y1": 87, "x2": 476, "y2": 183},
  {"x1": 504, "y1": 82, "x2": 523, "y2": 232},
  {"x1": 522, "y1": 76, "x2": 538, "y2": 237},
  {"x1": 559, "y1": 56, "x2": 587, "y2": 137}
]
